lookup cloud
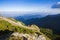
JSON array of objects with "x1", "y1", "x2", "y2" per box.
[
  {"x1": 52, "y1": 2, "x2": 60, "y2": 8},
  {"x1": 57, "y1": 2, "x2": 60, "y2": 4}
]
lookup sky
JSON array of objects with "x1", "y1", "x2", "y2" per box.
[{"x1": 0, "y1": 0, "x2": 60, "y2": 15}]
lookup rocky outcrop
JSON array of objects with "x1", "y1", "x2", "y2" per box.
[
  {"x1": 8, "y1": 32, "x2": 46, "y2": 40},
  {"x1": 37, "y1": 35, "x2": 46, "y2": 40}
]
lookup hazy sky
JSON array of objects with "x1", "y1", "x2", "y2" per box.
[{"x1": 0, "y1": 0, "x2": 60, "y2": 15}]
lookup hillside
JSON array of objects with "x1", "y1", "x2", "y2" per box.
[
  {"x1": 22, "y1": 14, "x2": 60, "y2": 35},
  {"x1": 15, "y1": 14, "x2": 60, "y2": 40},
  {"x1": 0, "y1": 16, "x2": 52, "y2": 40}
]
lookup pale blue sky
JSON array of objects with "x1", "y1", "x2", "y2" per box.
[{"x1": 0, "y1": 0, "x2": 60, "y2": 15}]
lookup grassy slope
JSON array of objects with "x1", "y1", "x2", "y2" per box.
[
  {"x1": 40, "y1": 27, "x2": 60, "y2": 40},
  {"x1": 0, "y1": 17, "x2": 53, "y2": 40},
  {"x1": 0, "y1": 18, "x2": 41, "y2": 34}
]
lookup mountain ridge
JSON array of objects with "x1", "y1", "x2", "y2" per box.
[
  {"x1": 0, "y1": 16, "x2": 51, "y2": 40},
  {"x1": 21, "y1": 14, "x2": 60, "y2": 35}
]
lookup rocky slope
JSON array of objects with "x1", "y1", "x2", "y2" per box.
[{"x1": 0, "y1": 16, "x2": 51, "y2": 40}]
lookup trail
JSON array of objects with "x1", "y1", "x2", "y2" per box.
[{"x1": 0, "y1": 17, "x2": 36, "y2": 30}]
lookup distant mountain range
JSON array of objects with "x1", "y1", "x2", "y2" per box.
[
  {"x1": 14, "y1": 13, "x2": 47, "y2": 21},
  {"x1": 15, "y1": 14, "x2": 60, "y2": 35}
]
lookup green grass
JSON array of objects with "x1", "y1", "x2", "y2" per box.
[
  {"x1": 0, "y1": 18, "x2": 55, "y2": 40},
  {"x1": 9, "y1": 18, "x2": 26, "y2": 26},
  {"x1": 40, "y1": 27, "x2": 60, "y2": 40},
  {"x1": 0, "y1": 20, "x2": 41, "y2": 35},
  {"x1": 40, "y1": 28, "x2": 53, "y2": 39},
  {"x1": 0, "y1": 19, "x2": 52, "y2": 40}
]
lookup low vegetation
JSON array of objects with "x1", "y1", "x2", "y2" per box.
[
  {"x1": 0, "y1": 19, "x2": 41, "y2": 34},
  {"x1": 0, "y1": 17, "x2": 59, "y2": 40}
]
